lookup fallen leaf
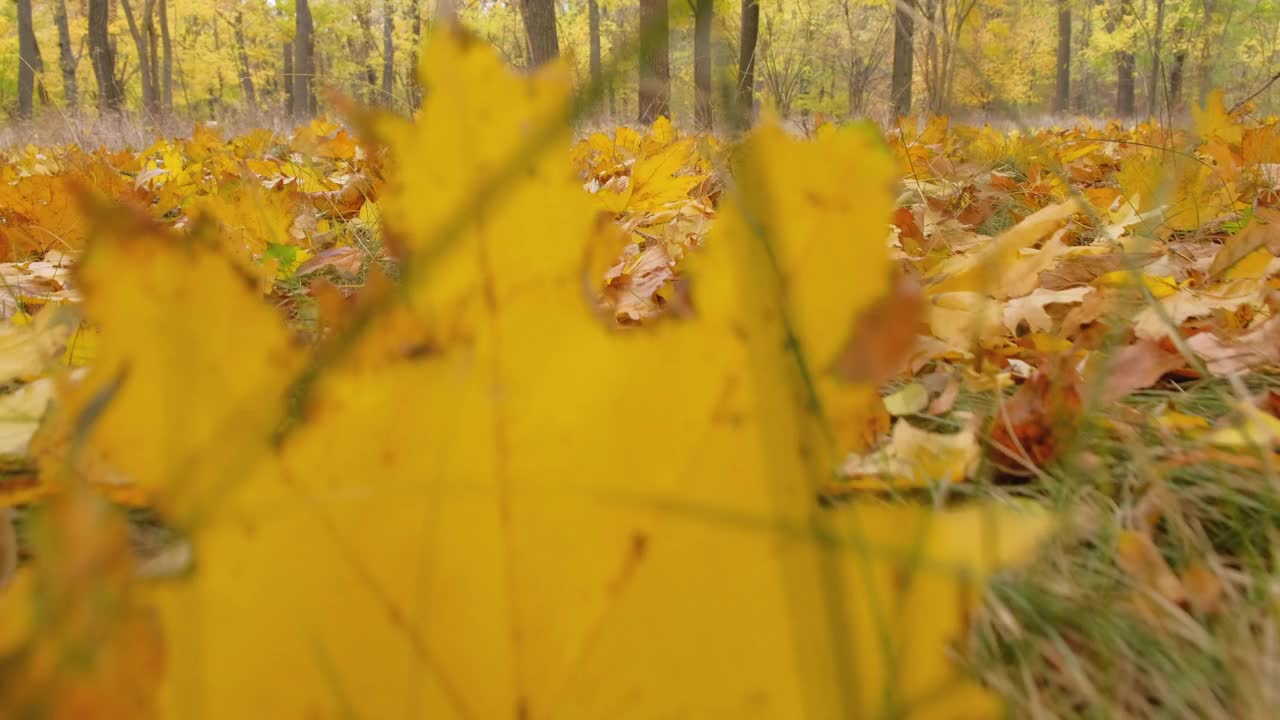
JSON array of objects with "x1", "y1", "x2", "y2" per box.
[{"x1": 883, "y1": 383, "x2": 929, "y2": 416}]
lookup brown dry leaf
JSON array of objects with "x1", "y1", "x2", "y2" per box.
[
  {"x1": 1182, "y1": 562, "x2": 1224, "y2": 616},
  {"x1": 602, "y1": 241, "x2": 675, "y2": 325},
  {"x1": 1097, "y1": 339, "x2": 1188, "y2": 402},
  {"x1": 1001, "y1": 286, "x2": 1093, "y2": 334},
  {"x1": 1038, "y1": 252, "x2": 1161, "y2": 291},
  {"x1": 1187, "y1": 316, "x2": 1280, "y2": 375},
  {"x1": 1116, "y1": 529, "x2": 1187, "y2": 623},
  {"x1": 833, "y1": 269, "x2": 923, "y2": 383},
  {"x1": 295, "y1": 246, "x2": 365, "y2": 277},
  {"x1": 928, "y1": 377, "x2": 961, "y2": 415},
  {"x1": 989, "y1": 358, "x2": 1084, "y2": 474}
]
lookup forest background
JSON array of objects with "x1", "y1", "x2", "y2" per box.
[{"x1": 4, "y1": 0, "x2": 1279, "y2": 133}]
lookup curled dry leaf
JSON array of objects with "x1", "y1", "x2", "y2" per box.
[
  {"x1": 295, "y1": 245, "x2": 365, "y2": 278},
  {"x1": 1096, "y1": 339, "x2": 1189, "y2": 402},
  {"x1": 833, "y1": 268, "x2": 924, "y2": 384},
  {"x1": 989, "y1": 357, "x2": 1084, "y2": 475}
]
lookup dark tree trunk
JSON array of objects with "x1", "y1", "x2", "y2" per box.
[
  {"x1": 736, "y1": 0, "x2": 759, "y2": 126},
  {"x1": 159, "y1": 0, "x2": 172, "y2": 111},
  {"x1": 1169, "y1": 48, "x2": 1188, "y2": 107},
  {"x1": 145, "y1": 0, "x2": 160, "y2": 112},
  {"x1": 521, "y1": 0, "x2": 559, "y2": 67},
  {"x1": 54, "y1": 0, "x2": 79, "y2": 111},
  {"x1": 120, "y1": 0, "x2": 157, "y2": 113},
  {"x1": 891, "y1": 0, "x2": 914, "y2": 117},
  {"x1": 234, "y1": 10, "x2": 257, "y2": 107},
  {"x1": 1117, "y1": 51, "x2": 1135, "y2": 117},
  {"x1": 588, "y1": 0, "x2": 602, "y2": 89},
  {"x1": 17, "y1": 0, "x2": 36, "y2": 118},
  {"x1": 88, "y1": 0, "x2": 122, "y2": 110},
  {"x1": 1147, "y1": 0, "x2": 1165, "y2": 117},
  {"x1": 1054, "y1": 0, "x2": 1071, "y2": 114},
  {"x1": 409, "y1": 0, "x2": 423, "y2": 107},
  {"x1": 294, "y1": 0, "x2": 316, "y2": 117},
  {"x1": 694, "y1": 0, "x2": 712, "y2": 129},
  {"x1": 381, "y1": 0, "x2": 394, "y2": 105},
  {"x1": 638, "y1": 0, "x2": 670, "y2": 123},
  {"x1": 283, "y1": 41, "x2": 295, "y2": 114}
]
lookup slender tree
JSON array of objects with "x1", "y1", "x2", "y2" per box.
[
  {"x1": 382, "y1": 0, "x2": 395, "y2": 105},
  {"x1": 88, "y1": 0, "x2": 123, "y2": 110},
  {"x1": 234, "y1": 10, "x2": 257, "y2": 107},
  {"x1": 1147, "y1": 0, "x2": 1165, "y2": 117},
  {"x1": 891, "y1": 0, "x2": 914, "y2": 117},
  {"x1": 283, "y1": 39, "x2": 295, "y2": 114},
  {"x1": 638, "y1": 0, "x2": 670, "y2": 122},
  {"x1": 1054, "y1": 0, "x2": 1071, "y2": 114},
  {"x1": 294, "y1": 0, "x2": 316, "y2": 117},
  {"x1": 737, "y1": 0, "x2": 759, "y2": 125},
  {"x1": 159, "y1": 0, "x2": 173, "y2": 111},
  {"x1": 694, "y1": 0, "x2": 713, "y2": 129},
  {"x1": 17, "y1": 0, "x2": 37, "y2": 118},
  {"x1": 521, "y1": 0, "x2": 560, "y2": 67},
  {"x1": 120, "y1": 0, "x2": 157, "y2": 113},
  {"x1": 53, "y1": 0, "x2": 79, "y2": 111},
  {"x1": 588, "y1": 0, "x2": 603, "y2": 91}
]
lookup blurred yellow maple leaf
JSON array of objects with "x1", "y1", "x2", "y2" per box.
[{"x1": 4, "y1": 28, "x2": 1050, "y2": 720}]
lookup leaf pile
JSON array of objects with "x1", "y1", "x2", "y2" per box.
[{"x1": 0, "y1": 29, "x2": 1049, "y2": 720}]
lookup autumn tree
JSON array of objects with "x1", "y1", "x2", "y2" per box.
[
  {"x1": 88, "y1": 0, "x2": 123, "y2": 111},
  {"x1": 891, "y1": 0, "x2": 914, "y2": 116},
  {"x1": 694, "y1": 0, "x2": 713, "y2": 129},
  {"x1": 638, "y1": 0, "x2": 670, "y2": 122},
  {"x1": 159, "y1": 0, "x2": 172, "y2": 111},
  {"x1": 737, "y1": 0, "x2": 760, "y2": 125},
  {"x1": 234, "y1": 9, "x2": 257, "y2": 108},
  {"x1": 381, "y1": 0, "x2": 394, "y2": 105},
  {"x1": 1054, "y1": 0, "x2": 1070, "y2": 113},
  {"x1": 17, "y1": 0, "x2": 38, "y2": 118},
  {"x1": 294, "y1": 0, "x2": 317, "y2": 117},
  {"x1": 521, "y1": 0, "x2": 559, "y2": 66},
  {"x1": 52, "y1": 0, "x2": 78, "y2": 111}
]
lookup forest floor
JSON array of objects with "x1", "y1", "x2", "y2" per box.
[{"x1": 4, "y1": 85, "x2": 1280, "y2": 715}]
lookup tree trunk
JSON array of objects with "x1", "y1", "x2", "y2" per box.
[
  {"x1": 283, "y1": 41, "x2": 295, "y2": 114},
  {"x1": 521, "y1": 0, "x2": 559, "y2": 67},
  {"x1": 354, "y1": 0, "x2": 377, "y2": 103},
  {"x1": 1117, "y1": 51, "x2": 1135, "y2": 117},
  {"x1": 694, "y1": 0, "x2": 712, "y2": 129},
  {"x1": 120, "y1": 0, "x2": 156, "y2": 113},
  {"x1": 234, "y1": 10, "x2": 257, "y2": 107},
  {"x1": 736, "y1": 0, "x2": 759, "y2": 126},
  {"x1": 588, "y1": 0, "x2": 602, "y2": 90},
  {"x1": 294, "y1": 0, "x2": 316, "y2": 117},
  {"x1": 17, "y1": 0, "x2": 36, "y2": 118},
  {"x1": 1054, "y1": 0, "x2": 1071, "y2": 114},
  {"x1": 638, "y1": 0, "x2": 670, "y2": 123},
  {"x1": 381, "y1": 0, "x2": 394, "y2": 105},
  {"x1": 88, "y1": 0, "x2": 122, "y2": 110},
  {"x1": 1147, "y1": 0, "x2": 1165, "y2": 117},
  {"x1": 1169, "y1": 48, "x2": 1187, "y2": 107},
  {"x1": 144, "y1": 0, "x2": 160, "y2": 112},
  {"x1": 53, "y1": 0, "x2": 79, "y2": 111},
  {"x1": 891, "y1": 0, "x2": 914, "y2": 117},
  {"x1": 408, "y1": 0, "x2": 423, "y2": 107},
  {"x1": 159, "y1": 0, "x2": 172, "y2": 111}
]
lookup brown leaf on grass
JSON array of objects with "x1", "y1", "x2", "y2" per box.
[
  {"x1": 1116, "y1": 529, "x2": 1187, "y2": 625},
  {"x1": 1038, "y1": 252, "x2": 1161, "y2": 291},
  {"x1": 833, "y1": 269, "x2": 924, "y2": 384},
  {"x1": 1187, "y1": 316, "x2": 1280, "y2": 375},
  {"x1": 1182, "y1": 562, "x2": 1225, "y2": 616},
  {"x1": 304, "y1": 172, "x2": 375, "y2": 220},
  {"x1": 892, "y1": 206, "x2": 927, "y2": 256},
  {"x1": 1208, "y1": 207, "x2": 1280, "y2": 279},
  {"x1": 296, "y1": 246, "x2": 365, "y2": 277},
  {"x1": 988, "y1": 357, "x2": 1083, "y2": 475},
  {"x1": 1098, "y1": 339, "x2": 1189, "y2": 402}
]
